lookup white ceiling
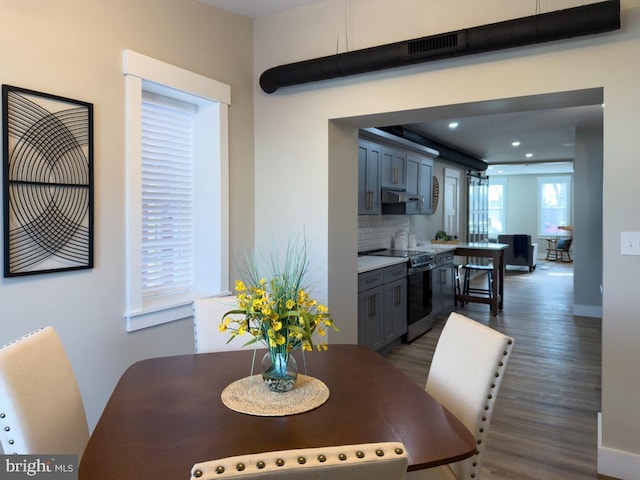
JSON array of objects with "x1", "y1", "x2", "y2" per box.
[
  {"x1": 404, "y1": 103, "x2": 602, "y2": 172},
  {"x1": 199, "y1": 0, "x2": 604, "y2": 175},
  {"x1": 199, "y1": 0, "x2": 323, "y2": 18}
]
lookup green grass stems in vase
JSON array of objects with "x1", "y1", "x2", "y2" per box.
[{"x1": 219, "y1": 234, "x2": 338, "y2": 391}]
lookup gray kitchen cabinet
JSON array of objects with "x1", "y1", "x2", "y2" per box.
[
  {"x1": 358, "y1": 287, "x2": 384, "y2": 351},
  {"x1": 432, "y1": 253, "x2": 455, "y2": 315},
  {"x1": 381, "y1": 146, "x2": 406, "y2": 190},
  {"x1": 358, "y1": 263, "x2": 407, "y2": 351},
  {"x1": 384, "y1": 277, "x2": 407, "y2": 344},
  {"x1": 358, "y1": 269, "x2": 384, "y2": 351},
  {"x1": 405, "y1": 153, "x2": 434, "y2": 215},
  {"x1": 358, "y1": 140, "x2": 381, "y2": 215}
]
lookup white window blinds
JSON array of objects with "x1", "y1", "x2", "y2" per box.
[{"x1": 141, "y1": 92, "x2": 196, "y2": 300}]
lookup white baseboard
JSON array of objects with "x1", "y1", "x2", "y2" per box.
[
  {"x1": 598, "y1": 412, "x2": 640, "y2": 479},
  {"x1": 573, "y1": 304, "x2": 602, "y2": 318}
]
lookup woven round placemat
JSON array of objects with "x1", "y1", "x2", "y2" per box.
[{"x1": 221, "y1": 374, "x2": 329, "y2": 416}]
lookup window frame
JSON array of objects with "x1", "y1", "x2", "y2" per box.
[
  {"x1": 538, "y1": 175, "x2": 572, "y2": 237},
  {"x1": 123, "y1": 50, "x2": 231, "y2": 332},
  {"x1": 488, "y1": 177, "x2": 507, "y2": 237}
]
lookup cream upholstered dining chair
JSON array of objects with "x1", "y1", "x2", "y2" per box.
[
  {"x1": 193, "y1": 295, "x2": 246, "y2": 353},
  {"x1": 407, "y1": 312, "x2": 514, "y2": 480},
  {"x1": 0, "y1": 326, "x2": 89, "y2": 457},
  {"x1": 190, "y1": 442, "x2": 408, "y2": 480}
]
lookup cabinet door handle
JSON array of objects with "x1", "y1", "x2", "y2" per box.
[{"x1": 371, "y1": 296, "x2": 376, "y2": 316}]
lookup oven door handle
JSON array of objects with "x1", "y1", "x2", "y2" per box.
[{"x1": 408, "y1": 264, "x2": 435, "y2": 275}]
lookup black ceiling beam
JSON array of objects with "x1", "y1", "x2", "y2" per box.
[
  {"x1": 379, "y1": 126, "x2": 488, "y2": 172},
  {"x1": 260, "y1": 0, "x2": 620, "y2": 94}
]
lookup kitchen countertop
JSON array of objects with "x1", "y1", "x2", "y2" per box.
[
  {"x1": 357, "y1": 255, "x2": 407, "y2": 273},
  {"x1": 357, "y1": 242, "x2": 507, "y2": 274}
]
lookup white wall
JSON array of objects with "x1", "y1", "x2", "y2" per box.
[
  {"x1": 253, "y1": 1, "x2": 640, "y2": 477},
  {"x1": 497, "y1": 175, "x2": 544, "y2": 238},
  {"x1": 574, "y1": 127, "x2": 604, "y2": 317},
  {"x1": 0, "y1": 0, "x2": 255, "y2": 431},
  {"x1": 493, "y1": 169, "x2": 603, "y2": 316}
]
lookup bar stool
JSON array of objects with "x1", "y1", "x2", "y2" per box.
[
  {"x1": 462, "y1": 264, "x2": 494, "y2": 299},
  {"x1": 454, "y1": 264, "x2": 463, "y2": 306}
]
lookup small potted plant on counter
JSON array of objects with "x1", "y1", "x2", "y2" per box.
[{"x1": 433, "y1": 230, "x2": 459, "y2": 244}]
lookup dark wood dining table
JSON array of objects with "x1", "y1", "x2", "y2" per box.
[{"x1": 79, "y1": 344, "x2": 476, "y2": 479}]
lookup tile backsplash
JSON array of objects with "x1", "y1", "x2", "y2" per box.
[{"x1": 358, "y1": 215, "x2": 411, "y2": 252}]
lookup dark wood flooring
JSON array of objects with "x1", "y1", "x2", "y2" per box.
[{"x1": 384, "y1": 260, "x2": 613, "y2": 480}]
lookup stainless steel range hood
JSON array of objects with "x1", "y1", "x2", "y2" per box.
[{"x1": 381, "y1": 189, "x2": 422, "y2": 204}]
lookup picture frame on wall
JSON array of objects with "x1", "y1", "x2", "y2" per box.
[{"x1": 2, "y1": 85, "x2": 94, "y2": 277}]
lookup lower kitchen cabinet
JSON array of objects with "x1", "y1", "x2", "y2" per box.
[
  {"x1": 432, "y1": 254, "x2": 455, "y2": 315},
  {"x1": 384, "y1": 277, "x2": 407, "y2": 344},
  {"x1": 358, "y1": 263, "x2": 407, "y2": 351},
  {"x1": 358, "y1": 285, "x2": 384, "y2": 351}
]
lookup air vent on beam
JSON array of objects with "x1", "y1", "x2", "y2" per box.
[{"x1": 407, "y1": 32, "x2": 465, "y2": 57}]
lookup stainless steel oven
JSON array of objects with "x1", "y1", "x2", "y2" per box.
[{"x1": 406, "y1": 259, "x2": 436, "y2": 342}]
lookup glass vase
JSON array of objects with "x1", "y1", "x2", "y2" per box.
[{"x1": 261, "y1": 351, "x2": 298, "y2": 392}]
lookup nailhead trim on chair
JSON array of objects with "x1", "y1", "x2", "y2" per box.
[
  {"x1": 192, "y1": 445, "x2": 406, "y2": 479},
  {"x1": 464, "y1": 332, "x2": 514, "y2": 480},
  {"x1": 0, "y1": 327, "x2": 48, "y2": 454}
]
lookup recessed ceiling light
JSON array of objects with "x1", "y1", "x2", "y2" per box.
[
  {"x1": 525, "y1": 153, "x2": 533, "y2": 158},
  {"x1": 448, "y1": 122, "x2": 459, "y2": 129},
  {"x1": 512, "y1": 141, "x2": 521, "y2": 147}
]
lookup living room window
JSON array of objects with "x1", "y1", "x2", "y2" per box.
[
  {"x1": 538, "y1": 175, "x2": 571, "y2": 235},
  {"x1": 123, "y1": 50, "x2": 231, "y2": 332},
  {"x1": 488, "y1": 178, "x2": 506, "y2": 237}
]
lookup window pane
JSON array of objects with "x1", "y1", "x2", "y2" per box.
[
  {"x1": 141, "y1": 94, "x2": 195, "y2": 300},
  {"x1": 488, "y1": 183, "x2": 504, "y2": 235},
  {"x1": 539, "y1": 177, "x2": 570, "y2": 235}
]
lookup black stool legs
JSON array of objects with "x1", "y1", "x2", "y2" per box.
[{"x1": 462, "y1": 264, "x2": 494, "y2": 300}]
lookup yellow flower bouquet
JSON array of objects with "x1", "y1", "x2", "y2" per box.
[{"x1": 220, "y1": 236, "x2": 338, "y2": 391}]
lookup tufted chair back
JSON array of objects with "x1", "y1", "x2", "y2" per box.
[
  {"x1": 408, "y1": 312, "x2": 514, "y2": 480},
  {"x1": 0, "y1": 326, "x2": 89, "y2": 458},
  {"x1": 193, "y1": 295, "x2": 245, "y2": 353},
  {"x1": 190, "y1": 442, "x2": 408, "y2": 480}
]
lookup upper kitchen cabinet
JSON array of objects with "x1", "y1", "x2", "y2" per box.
[
  {"x1": 358, "y1": 139, "x2": 381, "y2": 215},
  {"x1": 359, "y1": 128, "x2": 439, "y2": 216},
  {"x1": 380, "y1": 146, "x2": 406, "y2": 190},
  {"x1": 405, "y1": 153, "x2": 434, "y2": 215}
]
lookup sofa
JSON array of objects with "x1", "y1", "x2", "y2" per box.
[{"x1": 498, "y1": 234, "x2": 538, "y2": 272}]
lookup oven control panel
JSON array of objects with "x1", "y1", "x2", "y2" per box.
[{"x1": 409, "y1": 252, "x2": 435, "y2": 268}]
